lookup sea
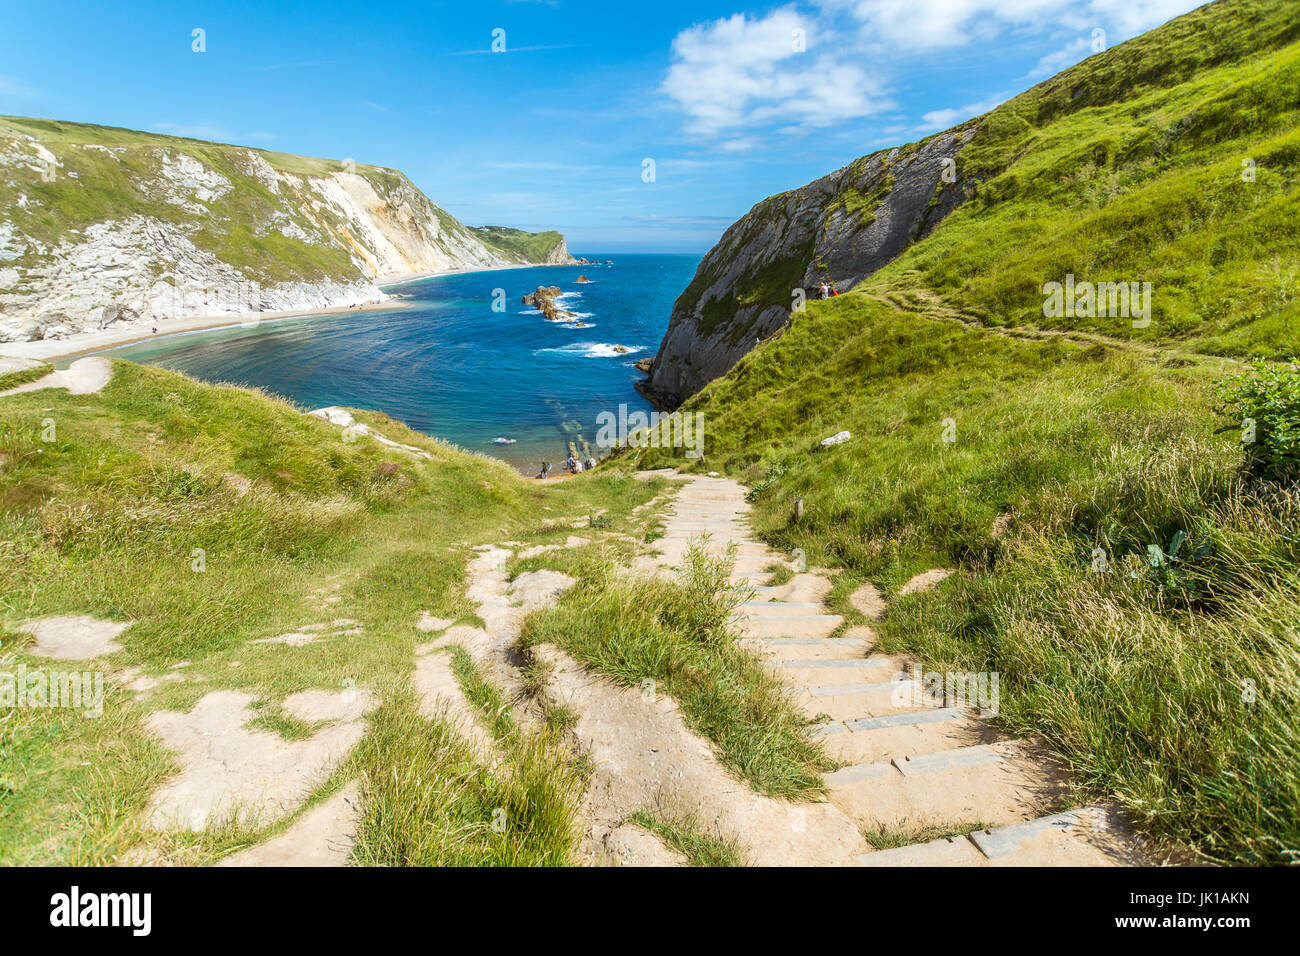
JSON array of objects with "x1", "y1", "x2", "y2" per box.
[{"x1": 92, "y1": 254, "x2": 700, "y2": 472}]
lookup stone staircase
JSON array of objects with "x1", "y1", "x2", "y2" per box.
[{"x1": 649, "y1": 473, "x2": 1145, "y2": 866}]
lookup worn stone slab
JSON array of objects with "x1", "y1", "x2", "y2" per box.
[
  {"x1": 845, "y1": 707, "x2": 967, "y2": 731},
  {"x1": 891, "y1": 743, "x2": 1003, "y2": 777},
  {"x1": 970, "y1": 809, "x2": 1082, "y2": 859},
  {"x1": 805, "y1": 680, "x2": 900, "y2": 697}
]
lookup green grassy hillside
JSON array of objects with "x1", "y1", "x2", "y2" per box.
[
  {"x1": 0, "y1": 116, "x2": 568, "y2": 289},
  {"x1": 0, "y1": 362, "x2": 662, "y2": 864},
  {"x1": 469, "y1": 225, "x2": 568, "y2": 263},
  {"x1": 882, "y1": 0, "x2": 1300, "y2": 358},
  {"x1": 624, "y1": 0, "x2": 1300, "y2": 864},
  {"x1": 1, "y1": 116, "x2": 388, "y2": 283}
]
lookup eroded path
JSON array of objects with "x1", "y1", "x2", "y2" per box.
[
  {"x1": 611, "y1": 471, "x2": 1146, "y2": 865},
  {"x1": 116, "y1": 467, "x2": 1147, "y2": 866},
  {"x1": 416, "y1": 469, "x2": 1149, "y2": 866}
]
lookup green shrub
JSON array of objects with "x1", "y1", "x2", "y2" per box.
[{"x1": 1218, "y1": 359, "x2": 1300, "y2": 482}]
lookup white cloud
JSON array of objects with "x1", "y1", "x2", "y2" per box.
[
  {"x1": 918, "y1": 92, "x2": 1008, "y2": 131},
  {"x1": 661, "y1": 0, "x2": 1209, "y2": 147},
  {"x1": 1086, "y1": 0, "x2": 1208, "y2": 35},
  {"x1": 834, "y1": 0, "x2": 1071, "y2": 52},
  {"x1": 1029, "y1": 35, "x2": 1095, "y2": 78},
  {"x1": 832, "y1": 0, "x2": 1201, "y2": 53},
  {"x1": 660, "y1": 6, "x2": 892, "y2": 138}
]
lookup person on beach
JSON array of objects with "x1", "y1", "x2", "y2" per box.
[
  {"x1": 566, "y1": 455, "x2": 578, "y2": 474},
  {"x1": 537, "y1": 461, "x2": 551, "y2": 479}
]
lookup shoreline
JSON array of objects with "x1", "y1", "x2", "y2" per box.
[{"x1": 1, "y1": 260, "x2": 574, "y2": 363}]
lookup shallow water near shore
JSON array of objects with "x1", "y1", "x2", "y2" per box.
[{"x1": 94, "y1": 254, "x2": 699, "y2": 471}]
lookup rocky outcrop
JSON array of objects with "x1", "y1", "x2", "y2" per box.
[
  {"x1": 522, "y1": 286, "x2": 575, "y2": 322},
  {"x1": 468, "y1": 225, "x2": 575, "y2": 266},
  {"x1": 641, "y1": 125, "x2": 978, "y2": 408},
  {"x1": 0, "y1": 116, "x2": 571, "y2": 343}
]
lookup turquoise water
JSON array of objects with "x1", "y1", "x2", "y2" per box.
[{"x1": 96, "y1": 254, "x2": 699, "y2": 471}]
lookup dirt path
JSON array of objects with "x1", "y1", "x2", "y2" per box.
[
  {"x1": 622, "y1": 472, "x2": 1147, "y2": 866},
  {"x1": 162, "y1": 468, "x2": 1148, "y2": 866},
  {"x1": 869, "y1": 284, "x2": 1243, "y2": 375},
  {"x1": 0, "y1": 356, "x2": 113, "y2": 396}
]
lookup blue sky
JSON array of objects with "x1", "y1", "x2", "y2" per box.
[{"x1": 1, "y1": 0, "x2": 1206, "y2": 252}]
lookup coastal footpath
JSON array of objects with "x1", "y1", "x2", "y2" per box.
[{"x1": 0, "y1": 116, "x2": 574, "y2": 346}]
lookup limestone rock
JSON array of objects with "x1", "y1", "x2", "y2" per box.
[{"x1": 640, "y1": 125, "x2": 979, "y2": 408}]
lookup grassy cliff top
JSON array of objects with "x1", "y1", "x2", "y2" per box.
[
  {"x1": 621, "y1": 0, "x2": 1300, "y2": 864},
  {"x1": 1, "y1": 115, "x2": 388, "y2": 177},
  {"x1": 469, "y1": 225, "x2": 567, "y2": 263},
  {"x1": 670, "y1": 0, "x2": 1299, "y2": 361},
  {"x1": 0, "y1": 115, "x2": 570, "y2": 287},
  {"x1": 0, "y1": 360, "x2": 664, "y2": 864}
]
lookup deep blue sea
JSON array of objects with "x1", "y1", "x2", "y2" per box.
[{"x1": 94, "y1": 254, "x2": 699, "y2": 471}]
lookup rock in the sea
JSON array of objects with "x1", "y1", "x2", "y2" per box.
[
  {"x1": 575, "y1": 275, "x2": 589, "y2": 283},
  {"x1": 522, "y1": 286, "x2": 575, "y2": 321}
]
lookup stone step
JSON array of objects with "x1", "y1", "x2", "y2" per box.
[
  {"x1": 658, "y1": 543, "x2": 773, "y2": 559},
  {"x1": 797, "y1": 679, "x2": 933, "y2": 720},
  {"x1": 664, "y1": 529, "x2": 745, "y2": 534},
  {"x1": 728, "y1": 554, "x2": 787, "y2": 569},
  {"x1": 857, "y1": 809, "x2": 1131, "y2": 867},
  {"x1": 660, "y1": 521, "x2": 748, "y2": 528},
  {"x1": 740, "y1": 636, "x2": 869, "y2": 661},
  {"x1": 740, "y1": 614, "x2": 843, "y2": 641},
  {"x1": 827, "y1": 740, "x2": 1070, "y2": 831},
  {"x1": 815, "y1": 707, "x2": 999, "y2": 764},
  {"x1": 775, "y1": 656, "x2": 900, "y2": 687},
  {"x1": 740, "y1": 601, "x2": 827, "y2": 615},
  {"x1": 969, "y1": 807, "x2": 1138, "y2": 866},
  {"x1": 776, "y1": 655, "x2": 895, "y2": 670},
  {"x1": 660, "y1": 538, "x2": 754, "y2": 546}
]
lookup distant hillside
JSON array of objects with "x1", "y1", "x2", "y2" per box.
[
  {"x1": 623, "y1": 0, "x2": 1300, "y2": 864},
  {"x1": 469, "y1": 225, "x2": 573, "y2": 265},
  {"x1": 0, "y1": 116, "x2": 571, "y2": 343},
  {"x1": 643, "y1": 0, "x2": 1300, "y2": 407}
]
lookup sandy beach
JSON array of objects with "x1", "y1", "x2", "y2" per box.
[
  {"x1": 0, "y1": 261, "x2": 570, "y2": 364},
  {"x1": 0, "y1": 299, "x2": 409, "y2": 363}
]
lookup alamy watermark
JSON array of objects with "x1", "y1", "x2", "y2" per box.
[
  {"x1": 1042, "y1": 273, "x2": 1152, "y2": 328},
  {"x1": 50, "y1": 886, "x2": 151, "y2": 936},
  {"x1": 595, "y1": 403, "x2": 704, "y2": 457},
  {"x1": 892, "y1": 663, "x2": 999, "y2": 716},
  {"x1": 1, "y1": 663, "x2": 104, "y2": 718}
]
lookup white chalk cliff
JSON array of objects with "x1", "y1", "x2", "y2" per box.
[{"x1": 0, "y1": 116, "x2": 574, "y2": 343}]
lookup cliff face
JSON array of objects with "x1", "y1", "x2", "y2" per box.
[
  {"x1": 0, "y1": 116, "x2": 571, "y2": 343},
  {"x1": 641, "y1": 125, "x2": 977, "y2": 408},
  {"x1": 468, "y1": 225, "x2": 575, "y2": 266}
]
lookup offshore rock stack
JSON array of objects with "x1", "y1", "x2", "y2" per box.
[{"x1": 522, "y1": 286, "x2": 575, "y2": 322}]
